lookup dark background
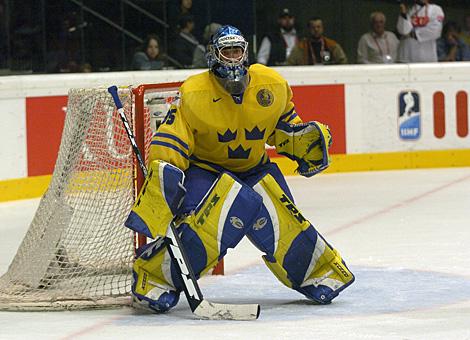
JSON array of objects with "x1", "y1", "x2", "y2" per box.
[{"x1": 0, "y1": 0, "x2": 468, "y2": 74}]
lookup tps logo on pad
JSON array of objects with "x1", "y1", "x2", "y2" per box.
[{"x1": 398, "y1": 91, "x2": 421, "y2": 140}]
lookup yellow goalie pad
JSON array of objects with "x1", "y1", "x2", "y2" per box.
[
  {"x1": 253, "y1": 173, "x2": 354, "y2": 303},
  {"x1": 125, "y1": 160, "x2": 186, "y2": 238},
  {"x1": 182, "y1": 171, "x2": 243, "y2": 277},
  {"x1": 133, "y1": 238, "x2": 175, "y2": 297},
  {"x1": 133, "y1": 171, "x2": 263, "y2": 295}
]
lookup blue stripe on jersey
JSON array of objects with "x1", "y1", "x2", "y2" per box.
[
  {"x1": 154, "y1": 132, "x2": 189, "y2": 150},
  {"x1": 279, "y1": 108, "x2": 295, "y2": 122},
  {"x1": 151, "y1": 141, "x2": 189, "y2": 159}
]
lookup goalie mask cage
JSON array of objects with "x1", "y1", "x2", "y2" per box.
[{"x1": 0, "y1": 83, "x2": 187, "y2": 311}]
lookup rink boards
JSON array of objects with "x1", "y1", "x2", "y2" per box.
[{"x1": 1, "y1": 63, "x2": 469, "y2": 201}]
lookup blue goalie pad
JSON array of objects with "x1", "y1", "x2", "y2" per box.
[
  {"x1": 130, "y1": 166, "x2": 265, "y2": 305},
  {"x1": 125, "y1": 212, "x2": 153, "y2": 239},
  {"x1": 296, "y1": 258, "x2": 355, "y2": 304},
  {"x1": 248, "y1": 172, "x2": 354, "y2": 304},
  {"x1": 169, "y1": 170, "x2": 263, "y2": 284},
  {"x1": 131, "y1": 270, "x2": 181, "y2": 313}
]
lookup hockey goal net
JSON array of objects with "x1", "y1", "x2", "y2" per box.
[{"x1": 0, "y1": 83, "x2": 223, "y2": 311}]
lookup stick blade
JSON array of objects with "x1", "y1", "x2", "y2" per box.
[{"x1": 193, "y1": 300, "x2": 260, "y2": 321}]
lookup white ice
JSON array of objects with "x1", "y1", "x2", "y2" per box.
[{"x1": 1, "y1": 168, "x2": 469, "y2": 340}]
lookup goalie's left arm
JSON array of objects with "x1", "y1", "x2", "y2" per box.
[{"x1": 274, "y1": 120, "x2": 332, "y2": 177}]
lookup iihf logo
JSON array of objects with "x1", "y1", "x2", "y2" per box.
[{"x1": 398, "y1": 91, "x2": 421, "y2": 140}]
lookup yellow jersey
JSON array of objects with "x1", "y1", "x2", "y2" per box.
[{"x1": 149, "y1": 63, "x2": 301, "y2": 173}]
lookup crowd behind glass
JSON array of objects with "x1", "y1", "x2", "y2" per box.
[{"x1": 1, "y1": 0, "x2": 468, "y2": 75}]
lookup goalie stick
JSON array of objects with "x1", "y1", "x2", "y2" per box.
[{"x1": 108, "y1": 86, "x2": 260, "y2": 321}]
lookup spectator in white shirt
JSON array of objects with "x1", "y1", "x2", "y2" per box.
[
  {"x1": 396, "y1": 0, "x2": 444, "y2": 63},
  {"x1": 256, "y1": 8, "x2": 298, "y2": 66},
  {"x1": 357, "y1": 11, "x2": 399, "y2": 64}
]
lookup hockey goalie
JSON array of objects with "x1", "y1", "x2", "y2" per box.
[{"x1": 125, "y1": 25, "x2": 355, "y2": 312}]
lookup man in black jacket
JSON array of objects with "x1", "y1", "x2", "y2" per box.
[{"x1": 257, "y1": 8, "x2": 299, "y2": 66}]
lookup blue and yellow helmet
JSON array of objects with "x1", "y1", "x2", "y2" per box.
[{"x1": 206, "y1": 25, "x2": 249, "y2": 95}]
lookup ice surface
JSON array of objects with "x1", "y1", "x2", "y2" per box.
[{"x1": 1, "y1": 168, "x2": 469, "y2": 339}]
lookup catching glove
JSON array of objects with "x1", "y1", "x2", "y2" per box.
[{"x1": 274, "y1": 121, "x2": 332, "y2": 177}]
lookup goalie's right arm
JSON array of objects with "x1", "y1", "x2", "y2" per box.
[{"x1": 149, "y1": 102, "x2": 194, "y2": 171}]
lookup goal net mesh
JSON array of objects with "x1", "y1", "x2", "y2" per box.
[{"x1": 0, "y1": 86, "x2": 177, "y2": 310}]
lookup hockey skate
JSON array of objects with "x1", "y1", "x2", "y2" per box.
[
  {"x1": 131, "y1": 270, "x2": 180, "y2": 313},
  {"x1": 298, "y1": 251, "x2": 355, "y2": 305}
]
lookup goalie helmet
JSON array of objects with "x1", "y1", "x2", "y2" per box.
[{"x1": 206, "y1": 25, "x2": 249, "y2": 95}]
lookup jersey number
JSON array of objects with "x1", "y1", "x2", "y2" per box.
[{"x1": 163, "y1": 109, "x2": 176, "y2": 125}]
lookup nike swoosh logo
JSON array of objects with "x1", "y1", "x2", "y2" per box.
[{"x1": 212, "y1": 98, "x2": 222, "y2": 102}]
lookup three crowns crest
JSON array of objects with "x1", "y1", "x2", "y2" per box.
[{"x1": 217, "y1": 126, "x2": 264, "y2": 159}]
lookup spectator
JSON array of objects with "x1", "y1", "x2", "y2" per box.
[
  {"x1": 357, "y1": 11, "x2": 399, "y2": 64},
  {"x1": 437, "y1": 21, "x2": 470, "y2": 62},
  {"x1": 257, "y1": 8, "x2": 299, "y2": 66},
  {"x1": 192, "y1": 22, "x2": 222, "y2": 68},
  {"x1": 178, "y1": 0, "x2": 192, "y2": 16},
  {"x1": 202, "y1": 22, "x2": 222, "y2": 45},
  {"x1": 396, "y1": 0, "x2": 444, "y2": 63},
  {"x1": 287, "y1": 17, "x2": 347, "y2": 65},
  {"x1": 169, "y1": 15, "x2": 200, "y2": 68},
  {"x1": 131, "y1": 34, "x2": 164, "y2": 71},
  {"x1": 459, "y1": 14, "x2": 470, "y2": 48},
  {"x1": 46, "y1": 12, "x2": 84, "y2": 73}
]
